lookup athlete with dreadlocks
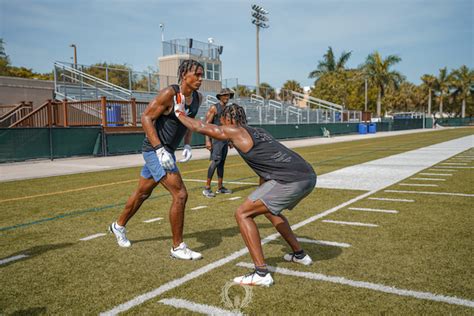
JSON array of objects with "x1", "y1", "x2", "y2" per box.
[
  {"x1": 109, "y1": 59, "x2": 204, "y2": 260},
  {"x1": 174, "y1": 101, "x2": 317, "y2": 286}
]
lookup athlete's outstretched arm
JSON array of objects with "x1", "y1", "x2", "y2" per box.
[{"x1": 178, "y1": 113, "x2": 229, "y2": 141}]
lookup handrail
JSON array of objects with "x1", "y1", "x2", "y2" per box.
[
  {"x1": 250, "y1": 94, "x2": 264, "y2": 106},
  {"x1": 9, "y1": 100, "x2": 53, "y2": 128},
  {"x1": 0, "y1": 103, "x2": 30, "y2": 121},
  {"x1": 290, "y1": 90, "x2": 343, "y2": 111},
  {"x1": 293, "y1": 95, "x2": 342, "y2": 113},
  {"x1": 268, "y1": 100, "x2": 282, "y2": 110}
]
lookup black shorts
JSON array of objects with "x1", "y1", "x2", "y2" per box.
[{"x1": 210, "y1": 140, "x2": 228, "y2": 161}]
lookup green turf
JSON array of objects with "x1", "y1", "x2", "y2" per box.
[{"x1": 0, "y1": 128, "x2": 472, "y2": 314}]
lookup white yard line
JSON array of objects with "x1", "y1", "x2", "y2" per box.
[
  {"x1": 183, "y1": 179, "x2": 258, "y2": 186},
  {"x1": 410, "y1": 178, "x2": 446, "y2": 181},
  {"x1": 143, "y1": 217, "x2": 163, "y2": 223},
  {"x1": 419, "y1": 173, "x2": 452, "y2": 176},
  {"x1": 399, "y1": 183, "x2": 438, "y2": 187},
  {"x1": 322, "y1": 220, "x2": 378, "y2": 227},
  {"x1": 159, "y1": 298, "x2": 242, "y2": 316},
  {"x1": 368, "y1": 197, "x2": 414, "y2": 203},
  {"x1": 385, "y1": 190, "x2": 474, "y2": 197},
  {"x1": 297, "y1": 237, "x2": 351, "y2": 248},
  {"x1": 440, "y1": 162, "x2": 468, "y2": 165},
  {"x1": 191, "y1": 206, "x2": 208, "y2": 210},
  {"x1": 0, "y1": 254, "x2": 29, "y2": 265},
  {"x1": 79, "y1": 233, "x2": 106, "y2": 241},
  {"x1": 348, "y1": 207, "x2": 398, "y2": 214},
  {"x1": 427, "y1": 169, "x2": 455, "y2": 172},
  {"x1": 227, "y1": 196, "x2": 241, "y2": 201},
  {"x1": 432, "y1": 166, "x2": 474, "y2": 169},
  {"x1": 236, "y1": 263, "x2": 474, "y2": 308}
]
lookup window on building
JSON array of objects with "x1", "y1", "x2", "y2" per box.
[{"x1": 203, "y1": 62, "x2": 221, "y2": 81}]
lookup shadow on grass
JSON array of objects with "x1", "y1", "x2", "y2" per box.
[
  {"x1": 132, "y1": 224, "x2": 273, "y2": 252},
  {"x1": 224, "y1": 185, "x2": 258, "y2": 194},
  {"x1": 10, "y1": 307, "x2": 47, "y2": 316},
  {"x1": 0, "y1": 243, "x2": 74, "y2": 268}
]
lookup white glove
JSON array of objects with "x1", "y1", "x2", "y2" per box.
[
  {"x1": 155, "y1": 147, "x2": 175, "y2": 170},
  {"x1": 179, "y1": 144, "x2": 192, "y2": 163},
  {"x1": 174, "y1": 92, "x2": 188, "y2": 117}
]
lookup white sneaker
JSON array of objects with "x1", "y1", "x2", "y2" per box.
[
  {"x1": 170, "y1": 242, "x2": 202, "y2": 260},
  {"x1": 233, "y1": 270, "x2": 274, "y2": 287},
  {"x1": 283, "y1": 253, "x2": 313, "y2": 266},
  {"x1": 109, "y1": 222, "x2": 131, "y2": 248}
]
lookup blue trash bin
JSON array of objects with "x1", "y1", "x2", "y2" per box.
[
  {"x1": 368, "y1": 123, "x2": 377, "y2": 133},
  {"x1": 106, "y1": 105, "x2": 122, "y2": 126},
  {"x1": 358, "y1": 123, "x2": 367, "y2": 134}
]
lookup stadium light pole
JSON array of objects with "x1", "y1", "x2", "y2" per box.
[
  {"x1": 70, "y1": 44, "x2": 77, "y2": 69},
  {"x1": 251, "y1": 4, "x2": 269, "y2": 96}
]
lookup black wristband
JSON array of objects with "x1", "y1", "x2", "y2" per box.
[{"x1": 153, "y1": 144, "x2": 163, "y2": 150}]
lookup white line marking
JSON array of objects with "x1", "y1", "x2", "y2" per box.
[
  {"x1": 427, "y1": 169, "x2": 455, "y2": 172},
  {"x1": 322, "y1": 220, "x2": 378, "y2": 227},
  {"x1": 297, "y1": 237, "x2": 351, "y2": 248},
  {"x1": 419, "y1": 173, "x2": 452, "y2": 176},
  {"x1": 440, "y1": 162, "x2": 468, "y2": 165},
  {"x1": 348, "y1": 207, "x2": 398, "y2": 214},
  {"x1": 0, "y1": 254, "x2": 29, "y2": 265},
  {"x1": 432, "y1": 166, "x2": 474, "y2": 169},
  {"x1": 410, "y1": 178, "x2": 446, "y2": 181},
  {"x1": 143, "y1": 217, "x2": 163, "y2": 223},
  {"x1": 385, "y1": 190, "x2": 474, "y2": 197},
  {"x1": 183, "y1": 178, "x2": 258, "y2": 186},
  {"x1": 368, "y1": 197, "x2": 414, "y2": 203},
  {"x1": 227, "y1": 196, "x2": 241, "y2": 201},
  {"x1": 79, "y1": 233, "x2": 106, "y2": 241},
  {"x1": 236, "y1": 262, "x2": 474, "y2": 308},
  {"x1": 399, "y1": 183, "x2": 438, "y2": 187},
  {"x1": 191, "y1": 206, "x2": 208, "y2": 210},
  {"x1": 159, "y1": 298, "x2": 242, "y2": 316},
  {"x1": 100, "y1": 189, "x2": 378, "y2": 315}
]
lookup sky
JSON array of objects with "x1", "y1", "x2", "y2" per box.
[{"x1": 0, "y1": 0, "x2": 472, "y2": 89}]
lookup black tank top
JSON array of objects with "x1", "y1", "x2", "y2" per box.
[
  {"x1": 142, "y1": 85, "x2": 200, "y2": 152},
  {"x1": 211, "y1": 103, "x2": 228, "y2": 144},
  {"x1": 235, "y1": 126, "x2": 316, "y2": 183}
]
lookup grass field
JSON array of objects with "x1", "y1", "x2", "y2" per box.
[{"x1": 1, "y1": 128, "x2": 473, "y2": 315}]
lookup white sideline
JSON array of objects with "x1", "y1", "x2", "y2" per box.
[
  {"x1": 428, "y1": 169, "x2": 456, "y2": 172},
  {"x1": 368, "y1": 197, "x2": 414, "y2": 202},
  {"x1": 432, "y1": 166, "x2": 474, "y2": 169},
  {"x1": 0, "y1": 254, "x2": 29, "y2": 265},
  {"x1": 227, "y1": 196, "x2": 241, "y2": 201},
  {"x1": 297, "y1": 237, "x2": 351, "y2": 248},
  {"x1": 159, "y1": 298, "x2": 242, "y2": 316},
  {"x1": 385, "y1": 190, "x2": 474, "y2": 197},
  {"x1": 100, "y1": 189, "x2": 377, "y2": 316},
  {"x1": 410, "y1": 178, "x2": 445, "y2": 181},
  {"x1": 440, "y1": 163, "x2": 468, "y2": 165},
  {"x1": 80, "y1": 233, "x2": 106, "y2": 241},
  {"x1": 420, "y1": 173, "x2": 452, "y2": 176},
  {"x1": 348, "y1": 207, "x2": 398, "y2": 214},
  {"x1": 191, "y1": 206, "x2": 208, "y2": 210},
  {"x1": 399, "y1": 183, "x2": 438, "y2": 187},
  {"x1": 322, "y1": 220, "x2": 378, "y2": 227},
  {"x1": 236, "y1": 262, "x2": 474, "y2": 308},
  {"x1": 143, "y1": 218, "x2": 163, "y2": 223}
]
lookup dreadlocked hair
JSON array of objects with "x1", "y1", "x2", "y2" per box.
[
  {"x1": 222, "y1": 103, "x2": 247, "y2": 126},
  {"x1": 177, "y1": 59, "x2": 204, "y2": 83}
]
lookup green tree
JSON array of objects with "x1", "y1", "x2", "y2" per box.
[
  {"x1": 0, "y1": 38, "x2": 9, "y2": 76},
  {"x1": 258, "y1": 82, "x2": 275, "y2": 99},
  {"x1": 420, "y1": 74, "x2": 437, "y2": 115},
  {"x1": 434, "y1": 67, "x2": 451, "y2": 114},
  {"x1": 84, "y1": 62, "x2": 132, "y2": 88},
  {"x1": 450, "y1": 65, "x2": 474, "y2": 118},
  {"x1": 233, "y1": 85, "x2": 251, "y2": 98},
  {"x1": 363, "y1": 51, "x2": 404, "y2": 117},
  {"x1": 308, "y1": 46, "x2": 352, "y2": 81},
  {"x1": 279, "y1": 80, "x2": 303, "y2": 102}
]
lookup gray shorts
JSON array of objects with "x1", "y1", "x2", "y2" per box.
[{"x1": 249, "y1": 176, "x2": 317, "y2": 215}]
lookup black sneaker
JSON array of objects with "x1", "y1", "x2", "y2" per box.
[{"x1": 216, "y1": 187, "x2": 233, "y2": 194}]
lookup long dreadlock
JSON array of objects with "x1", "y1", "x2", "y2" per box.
[
  {"x1": 177, "y1": 59, "x2": 204, "y2": 83},
  {"x1": 222, "y1": 103, "x2": 247, "y2": 126}
]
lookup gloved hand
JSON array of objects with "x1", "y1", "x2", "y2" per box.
[
  {"x1": 173, "y1": 92, "x2": 188, "y2": 117},
  {"x1": 155, "y1": 147, "x2": 175, "y2": 170},
  {"x1": 179, "y1": 144, "x2": 192, "y2": 163}
]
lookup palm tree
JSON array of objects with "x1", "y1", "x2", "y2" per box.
[
  {"x1": 451, "y1": 65, "x2": 474, "y2": 118},
  {"x1": 434, "y1": 67, "x2": 451, "y2": 114},
  {"x1": 258, "y1": 82, "x2": 275, "y2": 99},
  {"x1": 363, "y1": 51, "x2": 404, "y2": 117},
  {"x1": 279, "y1": 80, "x2": 303, "y2": 102},
  {"x1": 308, "y1": 46, "x2": 352, "y2": 80},
  {"x1": 233, "y1": 85, "x2": 251, "y2": 98},
  {"x1": 421, "y1": 74, "x2": 437, "y2": 115}
]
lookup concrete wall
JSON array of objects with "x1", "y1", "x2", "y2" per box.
[{"x1": 0, "y1": 76, "x2": 54, "y2": 107}]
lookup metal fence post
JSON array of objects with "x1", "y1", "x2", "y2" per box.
[{"x1": 131, "y1": 98, "x2": 137, "y2": 127}]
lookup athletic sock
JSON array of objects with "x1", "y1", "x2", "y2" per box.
[
  {"x1": 255, "y1": 265, "x2": 269, "y2": 277},
  {"x1": 115, "y1": 222, "x2": 124, "y2": 229},
  {"x1": 294, "y1": 249, "x2": 306, "y2": 259}
]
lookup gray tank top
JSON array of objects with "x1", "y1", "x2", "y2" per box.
[
  {"x1": 142, "y1": 85, "x2": 200, "y2": 152},
  {"x1": 235, "y1": 126, "x2": 316, "y2": 183}
]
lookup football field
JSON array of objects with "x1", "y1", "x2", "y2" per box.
[{"x1": 1, "y1": 128, "x2": 473, "y2": 315}]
